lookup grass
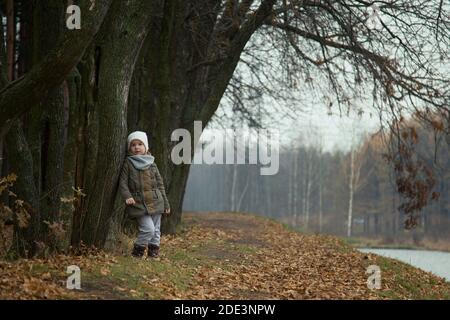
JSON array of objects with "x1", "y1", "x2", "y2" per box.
[
  {"x1": 342, "y1": 237, "x2": 450, "y2": 299},
  {"x1": 345, "y1": 237, "x2": 421, "y2": 250},
  {"x1": 77, "y1": 234, "x2": 256, "y2": 299},
  {"x1": 372, "y1": 255, "x2": 450, "y2": 300},
  {"x1": 78, "y1": 249, "x2": 199, "y2": 299}
]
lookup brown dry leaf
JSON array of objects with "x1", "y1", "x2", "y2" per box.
[
  {"x1": 114, "y1": 286, "x2": 127, "y2": 292},
  {"x1": 41, "y1": 272, "x2": 52, "y2": 280},
  {"x1": 100, "y1": 267, "x2": 111, "y2": 276}
]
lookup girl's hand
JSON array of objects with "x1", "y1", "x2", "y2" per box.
[
  {"x1": 126, "y1": 198, "x2": 136, "y2": 205},
  {"x1": 164, "y1": 208, "x2": 171, "y2": 215}
]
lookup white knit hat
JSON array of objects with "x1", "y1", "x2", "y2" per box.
[{"x1": 127, "y1": 131, "x2": 149, "y2": 152}]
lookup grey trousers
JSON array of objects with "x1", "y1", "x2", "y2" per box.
[{"x1": 135, "y1": 213, "x2": 162, "y2": 247}]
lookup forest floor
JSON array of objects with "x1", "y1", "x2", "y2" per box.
[{"x1": 1, "y1": 212, "x2": 450, "y2": 300}]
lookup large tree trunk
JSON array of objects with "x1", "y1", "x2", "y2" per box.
[
  {"x1": 34, "y1": 0, "x2": 67, "y2": 252},
  {"x1": 6, "y1": 0, "x2": 14, "y2": 81},
  {"x1": 127, "y1": 0, "x2": 276, "y2": 234},
  {"x1": 61, "y1": 68, "x2": 81, "y2": 245},
  {"x1": 76, "y1": 0, "x2": 155, "y2": 248},
  {"x1": 4, "y1": 123, "x2": 40, "y2": 256},
  {"x1": 70, "y1": 44, "x2": 100, "y2": 247},
  {"x1": 2, "y1": 0, "x2": 42, "y2": 257},
  {"x1": 3, "y1": 0, "x2": 69, "y2": 256},
  {"x1": 0, "y1": 0, "x2": 112, "y2": 135}
]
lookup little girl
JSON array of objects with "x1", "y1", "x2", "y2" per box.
[{"x1": 119, "y1": 131, "x2": 170, "y2": 258}]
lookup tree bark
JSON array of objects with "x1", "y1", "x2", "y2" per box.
[
  {"x1": 77, "y1": 0, "x2": 155, "y2": 248},
  {"x1": 6, "y1": 0, "x2": 14, "y2": 81},
  {"x1": 0, "y1": 0, "x2": 112, "y2": 135},
  {"x1": 5, "y1": 123, "x2": 40, "y2": 256},
  {"x1": 34, "y1": 0, "x2": 67, "y2": 252},
  {"x1": 70, "y1": 44, "x2": 99, "y2": 247}
]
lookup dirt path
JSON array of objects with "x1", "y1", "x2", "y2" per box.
[{"x1": 179, "y1": 212, "x2": 378, "y2": 299}]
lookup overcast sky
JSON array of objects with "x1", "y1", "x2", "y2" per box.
[
  {"x1": 209, "y1": 95, "x2": 382, "y2": 154},
  {"x1": 279, "y1": 103, "x2": 381, "y2": 152}
]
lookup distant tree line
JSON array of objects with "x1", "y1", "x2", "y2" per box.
[{"x1": 183, "y1": 118, "x2": 450, "y2": 243}]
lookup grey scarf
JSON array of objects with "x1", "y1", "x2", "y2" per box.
[{"x1": 127, "y1": 154, "x2": 155, "y2": 170}]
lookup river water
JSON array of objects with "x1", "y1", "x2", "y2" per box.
[{"x1": 358, "y1": 248, "x2": 450, "y2": 282}]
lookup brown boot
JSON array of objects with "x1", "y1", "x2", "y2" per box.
[
  {"x1": 148, "y1": 244, "x2": 159, "y2": 258},
  {"x1": 131, "y1": 244, "x2": 146, "y2": 258}
]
